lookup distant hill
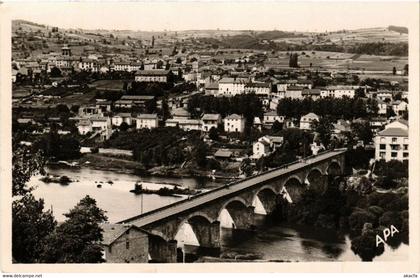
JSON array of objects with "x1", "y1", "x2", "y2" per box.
[
  {"x1": 11, "y1": 19, "x2": 409, "y2": 57},
  {"x1": 388, "y1": 25, "x2": 408, "y2": 34}
]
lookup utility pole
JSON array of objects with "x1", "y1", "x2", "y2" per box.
[{"x1": 141, "y1": 192, "x2": 143, "y2": 214}]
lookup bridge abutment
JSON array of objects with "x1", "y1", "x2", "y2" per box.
[{"x1": 148, "y1": 237, "x2": 177, "y2": 263}]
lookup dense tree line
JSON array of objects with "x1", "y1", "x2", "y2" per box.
[
  {"x1": 33, "y1": 131, "x2": 81, "y2": 161},
  {"x1": 105, "y1": 127, "x2": 210, "y2": 169},
  {"x1": 276, "y1": 97, "x2": 378, "y2": 120}
]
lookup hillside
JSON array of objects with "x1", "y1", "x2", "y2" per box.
[{"x1": 12, "y1": 20, "x2": 409, "y2": 58}]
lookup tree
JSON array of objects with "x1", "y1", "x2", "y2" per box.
[
  {"x1": 351, "y1": 228, "x2": 385, "y2": 261},
  {"x1": 208, "y1": 127, "x2": 219, "y2": 141},
  {"x1": 119, "y1": 122, "x2": 129, "y2": 132},
  {"x1": 156, "y1": 60, "x2": 164, "y2": 69},
  {"x1": 311, "y1": 117, "x2": 333, "y2": 147},
  {"x1": 12, "y1": 146, "x2": 56, "y2": 263},
  {"x1": 50, "y1": 66, "x2": 62, "y2": 78},
  {"x1": 386, "y1": 106, "x2": 396, "y2": 118},
  {"x1": 271, "y1": 120, "x2": 283, "y2": 132},
  {"x1": 355, "y1": 87, "x2": 365, "y2": 98},
  {"x1": 41, "y1": 195, "x2": 108, "y2": 263},
  {"x1": 403, "y1": 64, "x2": 408, "y2": 75},
  {"x1": 13, "y1": 194, "x2": 57, "y2": 263},
  {"x1": 289, "y1": 53, "x2": 299, "y2": 68},
  {"x1": 352, "y1": 122, "x2": 373, "y2": 145},
  {"x1": 194, "y1": 142, "x2": 208, "y2": 168},
  {"x1": 12, "y1": 146, "x2": 45, "y2": 196},
  {"x1": 240, "y1": 158, "x2": 253, "y2": 177},
  {"x1": 161, "y1": 97, "x2": 170, "y2": 121}
]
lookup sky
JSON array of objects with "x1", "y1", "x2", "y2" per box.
[{"x1": 3, "y1": 1, "x2": 416, "y2": 32}]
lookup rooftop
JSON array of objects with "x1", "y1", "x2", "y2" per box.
[
  {"x1": 202, "y1": 114, "x2": 221, "y2": 121},
  {"x1": 214, "y1": 149, "x2": 233, "y2": 158},
  {"x1": 219, "y1": 77, "x2": 248, "y2": 84},
  {"x1": 225, "y1": 114, "x2": 243, "y2": 120},
  {"x1": 137, "y1": 113, "x2": 158, "y2": 119},
  {"x1": 135, "y1": 69, "x2": 170, "y2": 76},
  {"x1": 378, "y1": 127, "x2": 408, "y2": 137}
]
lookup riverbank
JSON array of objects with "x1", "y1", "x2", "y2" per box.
[{"x1": 52, "y1": 153, "x2": 238, "y2": 181}]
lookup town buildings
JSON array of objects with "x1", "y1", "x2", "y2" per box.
[
  {"x1": 201, "y1": 114, "x2": 222, "y2": 132},
  {"x1": 224, "y1": 114, "x2": 245, "y2": 133},
  {"x1": 134, "y1": 70, "x2": 171, "y2": 83},
  {"x1": 218, "y1": 77, "x2": 248, "y2": 96},
  {"x1": 100, "y1": 224, "x2": 149, "y2": 263},
  {"x1": 136, "y1": 114, "x2": 159, "y2": 129},
  {"x1": 300, "y1": 113, "x2": 319, "y2": 130},
  {"x1": 252, "y1": 135, "x2": 284, "y2": 159},
  {"x1": 374, "y1": 119, "x2": 409, "y2": 162}
]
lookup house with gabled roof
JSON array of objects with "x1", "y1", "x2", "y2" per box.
[
  {"x1": 224, "y1": 114, "x2": 245, "y2": 133},
  {"x1": 100, "y1": 223, "x2": 149, "y2": 263}
]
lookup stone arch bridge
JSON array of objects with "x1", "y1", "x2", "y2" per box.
[{"x1": 119, "y1": 149, "x2": 346, "y2": 262}]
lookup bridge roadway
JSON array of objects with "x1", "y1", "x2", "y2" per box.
[{"x1": 119, "y1": 149, "x2": 346, "y2": 227}]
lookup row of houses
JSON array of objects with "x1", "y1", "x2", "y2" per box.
[{"x1": 204, "y1": 77, "x2": 362, "y2": 99}]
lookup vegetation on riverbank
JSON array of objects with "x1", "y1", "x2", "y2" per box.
[
  {"x1": 129, "y1": 182, "x2": 201, "y2": 197},
  {"x1": 283, "y1": 159, "x2": 409, "y2": 261}
]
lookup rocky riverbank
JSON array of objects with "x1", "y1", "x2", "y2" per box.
[{"x1": 55, "y1": 153, "x2": 238, "y2": 181}]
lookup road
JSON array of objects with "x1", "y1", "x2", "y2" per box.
[{"x1": 119, "y1": 149, "x2": 346, "y2": 227}]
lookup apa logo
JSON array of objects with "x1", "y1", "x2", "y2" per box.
[{"x1": 376, "y1": 225, "x2": 399, "y2": 247}]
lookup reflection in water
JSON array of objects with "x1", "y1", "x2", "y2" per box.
[
  {"x1": 31, "y1": 166, "x2": 220, "y2": 222},
  {"x1": 31, "y1": 166, "x2": 409, "y2": 262}
]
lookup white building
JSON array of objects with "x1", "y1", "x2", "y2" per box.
[
  {"x1": 218, "y1": 77, "x2": 248, "y2": 96},
  {"x1": 320, "y1": 86, "x2": 356, "y2": 98},
  {"x1": 252, "y1": 136, "x2": 284, "y2": 159},
  {"x1": 201, "y1": 114, "x2": 221, "y2": 132},
  {"x1": 374, "y1": 120, "x2": 408, "y2": 162},
  {"x1": 391, "y1": 100, "x2": 408, "y2": 116},
  {"x1": 77, "y1": 118, "x2": 92, "y2": 135},
  {"x1": 90, "y1": 116, "x2": 112, "y2": 141},
  {"x1": 263, "y1": 111, "x2": 285, "y2": 127},
  {"x1": 111, "y1": 113, "x2": 133, "y2": 126},
  {"x1": 375, "y1": 90, "x2": 393, "y2": 101},
  {"x1": 285, "y1": 86, "x2": 303, "y2": 99},
  {"x1": 165, "y1": 118, "x2": 202, "y2": 131},
  {"x1": 136, "y1": 114, "x2": 159, "y2": 129},
  {"x1": 300, "y1": 113, "x2": 319, "y2": 130},
  {"x1": 377, "y1": 100, "x2": 388, "y2": 115},
  {"x1": 78, "y1": 58, "x2": 99, "y2": 72},
  {"x1": 244, "y1": 82, "x2": 271, "y2": 96},
  {"x1": 224, "y1": 114, "x2": 246, "y2": 133},
  {"x1": 113, "y1": 62, "x2": 142, "y2": 72},
  {"x1": 134, "y1": 70, "x2": 170, "y2": 83}
]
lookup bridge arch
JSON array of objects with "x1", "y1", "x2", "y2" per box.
[
  {"x1": 306, "y1": 167, "x2": 327, "y2": 194},
  {"x1": 218, "y1": 197, "x2": 253, "y2": 229},
  {"x1": 252, "y1": 186, "x2": 278, "y2": 215},
  {"x1": 327, "y1": 160, "x2": 342, "y2": 176},
  {"x1": 282, "y1": 176, "x2": 305, "y2": 203},
  {"x1": 174, "y1": 213, "x2": 220, "y2": 252}
]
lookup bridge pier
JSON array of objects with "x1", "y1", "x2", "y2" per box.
[
  {"x1": 229, "y1": 205, "x2": 256, "y2": 230},
  {"x1": 148, "y1": 236, "x2": 177, "y2": 263},
  {"x1": 190, "y1": 220, "x2": 221, "y2": 249}
]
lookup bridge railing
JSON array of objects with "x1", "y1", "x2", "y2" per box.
[{"x1": 118, "y1": 148, "x2": 345, "y2": 224}]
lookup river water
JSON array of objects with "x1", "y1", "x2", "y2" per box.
[{"x1": 30, "y1": 166, "x2": 408, "y2": 262}]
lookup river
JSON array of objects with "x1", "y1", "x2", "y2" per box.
[{"x1": 30, "y1": 166, "x2": 408, "y2": 262}]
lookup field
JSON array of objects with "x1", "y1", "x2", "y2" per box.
[
  {"x1": 91, "y1": 80, "x2": 127, "y2": 91},
  {"x1": 268, "y1": 51, "x2": 408, "y2": 72}
]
